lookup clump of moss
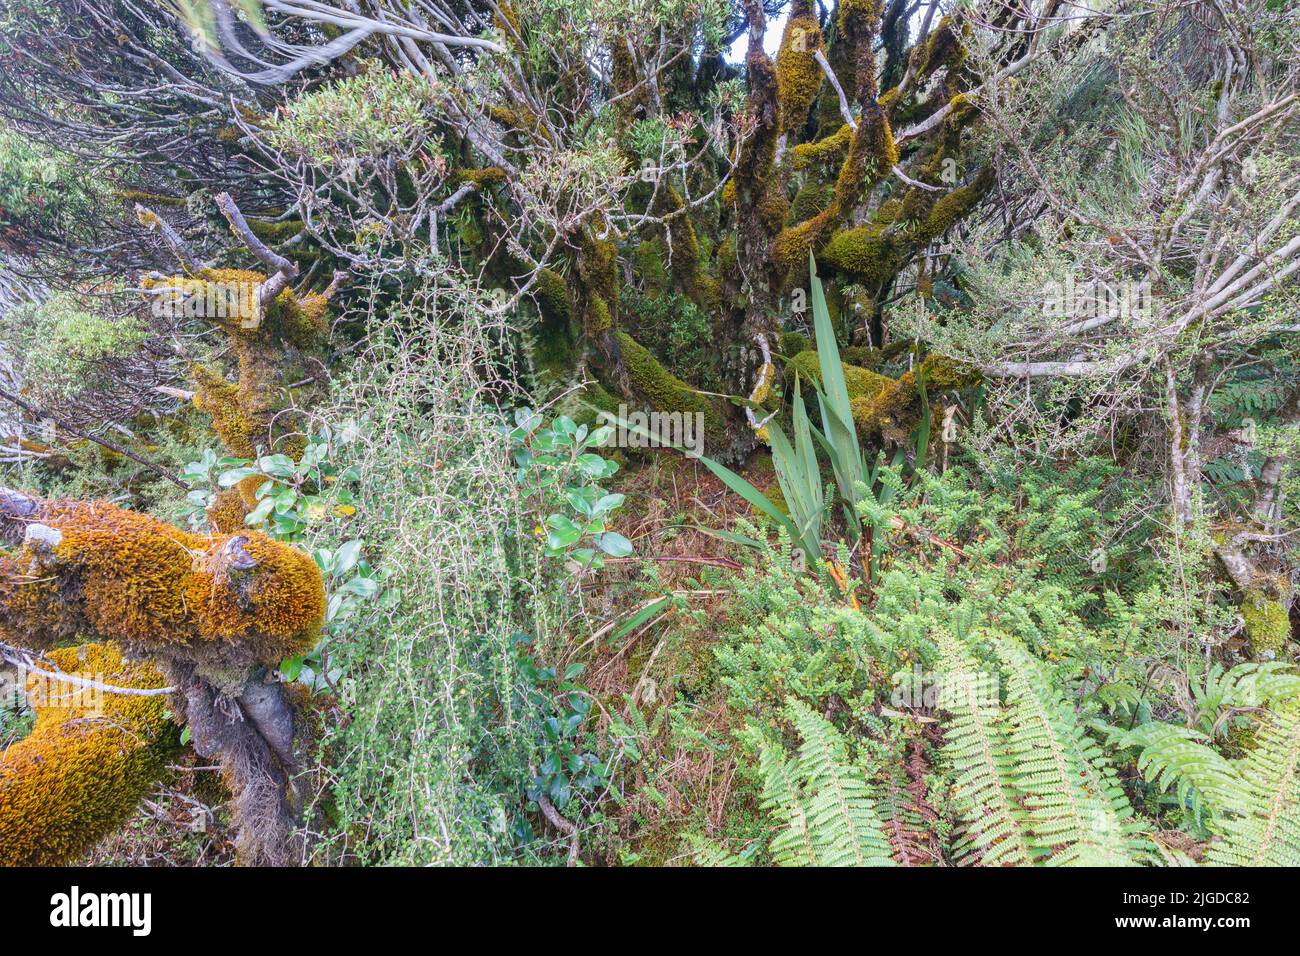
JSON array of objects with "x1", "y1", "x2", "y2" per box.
[
  {"x1": 588, "y1": 295, "x2": 613, "y2": 335},
  {"x1": 771, "y1": 104, "x2": 897, "y2": 280},
  {"x1": 193, "y1": 364, "x2": 257, "y2": 459},
  {"x1": 454, "y1": 166, "x2": 508, "y2": 188},
  {"x1": 578, "y1": 236, "x2": 621, "y2": 339},
  {"x1": 780, "y1": 330, "x2": 811, "y2": 356},
  {"x1": 907, "y1": 15, "x2": 965, "y2": 79},
  {"x1": 1242, "y1": 581, "x2": 1292, "y2": 659},
  {"x1": 0, "y1": 495, "x2": 325, "y2": 666},
  {"x1": 493, "y1": 0, "x2": 522, "y2": 39},
  {"x1": 535, "y1": 267, "x2": 573, "y2": 326},
  {"x1": 762, "y1": 477, "x2": 789, "y2": 517},
  {"x1": 207, "y1": 487, "x2": 250, "y2": 534},
  {"x1": 611, "y1": 33, "x2": 647, "y2": 123},
  {"x1": 143, "y1": 269, "x2": 329, "y2": 462},
  {"x1": 614, "y1": 332, "x2": 724, "y2": 435},
  {"x1": 632, "y1": 239, "x2": 670, "y2": 293},
  {"x1": 821, "y1": 224, "x2": 895, "y2": 283},
  {"x1": 789, "y1": 180, "x2": 834, "y2": 224},
  {"x1": 757, "y1": 187, "x2": 792, "y2": 235},
  {"x1": 0, "y1": 642, "x2": 178, "y2": 866},
  {"x1": 717, "y1": 234, "x2": 737, "y2": 274},
  {"x1": 791, "y1": 124, "x2": 853, "y2": 171},
  {"x1": 776, "y1": 14, "x2": 824, "y2": 136},
  {"x1": 874, "y1": 197, "x2": 902, "y2": 224},
  {"x1": 787, "y1": 350, "x2": 892, "y2": 403},
  {"x1": 529, "y1": 266, "x2": 578, "y2": 385},
  {"x1": 851, "y1": 353, "x2": 972, "y2": 441},
  {"x1": 819, "y1": 167, "x2": 991, "y2": 286}
]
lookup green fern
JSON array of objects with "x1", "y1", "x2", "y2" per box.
[
  {"x1": 1106, "y1": 722, "x2": 1243, "y2": 823},
  {"x1": 937, "y1": 637, "x2": 1033, "y2": 866},
  {"x1": 937, "y1": 636, "x2": 1146, "y2": 866},
  {"x1": 759, "y1": 699, "x2": 896, "y2": 867},
  {"x1": 1102, "y1": 666, "x2": 1300, "y2": 864},
  {"x1": 1207, "y1": 703, "x2": 1300, "y2": 866},
  {"x1": 994, "y1": 638, "x2": 1145, "y2": 865},
  {"x1": 684, "y1": 834, "x2": 751, "y2": 867}
]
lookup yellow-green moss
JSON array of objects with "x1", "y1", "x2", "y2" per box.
[
  {"x1": 0, "y1": 642, "x2": 178, "y2": 866},
  {"x1": 615, "y1": 331, "x2": 723, "y2": 434},
  {"x1": 454, "y1": 166, "x2": 508, "y2": 187},
  {"x1": 632, "y1": 240, "x2": 670, "y2": 293},
  {"x1": 494, "y1": 0, "x2": 522, "y2": 39},
  {"x1": 789, "y1": 181, "x2": 835, "y2": 224},
  {"x1": 874, "y1": 197, "x2": 902, "y2": 224},
  {"x1": 247, "y1": 218, "x2": 304, "y2": 244},
  {"x1": 146, "y1": 268, "x2": 328, "y2": 461},
  {"x1": 851, "y1": 353, "x2": 971, "y2": 440},
  {"x1": 780, "y1": 331, "x2": 811, "y2": 356},
  {"x1": 717, "y1": 234, "x2": 737, "y2": 274},
  {"x1": 535, "y1": 267, "x2": 573, "y2": 326},
  {"x1": 908, "y1": 15, "x2": 965, "y2": 79},
  {"x1": 773, "y1": 107, "x2": 897, "y2": 280},
  {"x1": 757, "y1": 187, "x2": 792, "y2": 234},
  {"x1": 695, "y1": 273, "x2": 723, "y2": 314},
  {"x1": 588, "y1": 294, "x2": 613, "y2": 335},
  {"x1": 193, "y1": 364, "x2": 257, "y2": 459},
  {"x1": 1242, "y1": 586, "x2": 1291, "y2": 658},
  {"x1": 821, "y1": 224, "x2": 895, "y2": 283},
  {"x1": 776, "y1": 15, "x2": 824, "y2": 135},
  {"x1": 762, "y1": 478, "x2": 789, "y2": 517},
  {"x1": 791, "y1": 124, "x2": 853, "y2": 171},
  {"x1": 611, "y1": 34, "x2": 646, "y2": 122},
  {"x1": 114, "y1": 189, "x2": 185, "y2": 207},
  {"x1": 787, "y1": 350, "x2": 892, "y2": 402}
]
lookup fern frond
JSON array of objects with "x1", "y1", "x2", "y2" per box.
[
  {"x1": 1213, "y1": 662, "x2": 1300, "y2": 713},
  {"x1": 761, "y1": 699, "x2": 896, "y2": 866},
  {"x1": 876, "y1": 750, "x2": 942, "y2": 866},
  {"x1": 1109, "y1": 722, "x2": 1243, "y2": 820},
  {"x1": 994, "y1": 638, "x2": 1142, "y2": 866},
  {"x1": 1207, "y1": 704, "x2": 1300, "y2": 867},
  {"x1": 936, "y1": 641, "x2": 1032, "y2": 866},
  {"x1": 684, "y1": 834, "x2": 750, "y2": 867},
  {"x1": 759, "y1": 736, "x2": 819, "y2": 866}
]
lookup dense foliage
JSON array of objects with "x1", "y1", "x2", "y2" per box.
[{"x1": 0, "y1": 0, "x2": 1296, "y2": 868}]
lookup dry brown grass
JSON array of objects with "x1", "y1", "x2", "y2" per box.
[{"x1": 560, "y1": 449, "x2": 778, "y2": 865}]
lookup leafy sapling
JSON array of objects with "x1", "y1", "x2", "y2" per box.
[{"x1": 507, "y1": 408, "x2": 633, "y2": 574}]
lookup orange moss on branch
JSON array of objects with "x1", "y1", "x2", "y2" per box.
[
  {"x1": 208, "y1": 487, "x2": 252, "y2": 534},
  {"x1": 850, "y1": 353, "x2": 972, "y2": 442},
  {"x1": 0, "y1": 495, "x2": 324, "y2": 666},
  {"x1": 0, "y1": 642, "x2": 178, "y2": 866},
  {"x1": 143, "y1": 267, "x2": 328, "y2": 530}
]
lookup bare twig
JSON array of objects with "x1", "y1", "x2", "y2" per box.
[{"x1": 0, "y1": 384, "x2": 189, "y2": 489}]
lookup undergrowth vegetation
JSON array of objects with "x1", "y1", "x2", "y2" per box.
[{"x1": 0, "y1": 0, "x2": 1295, "y2": 870}]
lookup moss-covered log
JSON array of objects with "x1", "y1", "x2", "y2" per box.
[{"x1": 0, "y1": 642, "x2": 178, "y2": 866}]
